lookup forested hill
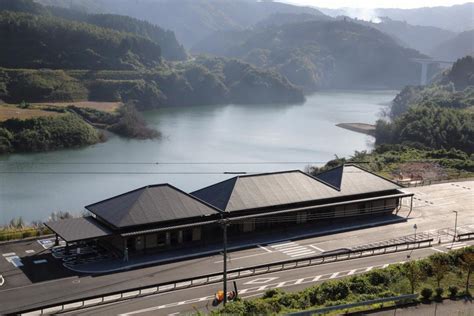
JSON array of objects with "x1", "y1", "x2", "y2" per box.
[
  {"x1": 37, "y1": 0, "x2": 330, "y2": 48},
  {"x1": 192, "y1": 20, "x2": 426, "y2": 91},
  {"x1": 0, "y1": 11, "x2": 162, "y2": 70},
  {"x1": 375, "y1": 56, "x2": 474, "y2": 154},
  {"x1": 0, "y1": 0, "x2": 187, "y2": 61}
]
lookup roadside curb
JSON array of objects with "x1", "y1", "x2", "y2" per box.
[{"x1": 66, "y1": 217, "x2": 407, "y2": 274}]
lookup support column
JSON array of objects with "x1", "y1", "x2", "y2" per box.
[{"x1": 55, "y1": 234, "x2": 59, "y2": 246}]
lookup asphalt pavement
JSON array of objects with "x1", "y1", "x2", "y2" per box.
[{"x1": 0, "y1": 181, "x2": 472, "y2": 315}]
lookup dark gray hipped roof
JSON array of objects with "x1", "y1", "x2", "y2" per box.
[
  {"x1": 192, "y1": 165, "x2": 401, "y2": 212},
  {"x1": 85, "y1": 184, "x2": 221, "y2": 229},
  {"x1": 45, "y1": 216, "x2": 112, "y2": 242}
]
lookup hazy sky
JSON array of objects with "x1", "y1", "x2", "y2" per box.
[{"x1": 277, "y1": 0, "x2": 471, "y2": 9}]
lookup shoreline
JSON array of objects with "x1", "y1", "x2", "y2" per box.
[{"x1": 336, "y1": 123, "x2": 376, "y2": 136}]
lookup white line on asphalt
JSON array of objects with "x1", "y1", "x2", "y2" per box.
[
  {"x1": 312, "y1": 275, "x2": 322, "y2": 282},
  {"x1": 365, "y1": 266, "x2": 373, "y2": 272},
  {"x1": 431, "y1": 247, "x2": 447, "y2": 253},
  {"x1": 290, "y1": 251, "x2": 316, "y2": 257},
  {"x1": 330, "y1": 272, "x2": 339, "y2": 279},
  {"x1": 33, "y1": 259, "x2": 47, "y2": 264},
  {"x1": 258, "y1": 245, "x2": 272, "y2": 253},
  {"x1": 25, "y1": 250, "x2": 35, "y2": 254},
  {"x1": 309, "y1": 245, "x2": 325, "y2": 252},
  {"x1": 214, "y1": 252, "x2": 268, "y2": 263},
  {"x1": 2, "y1": 253, "x2": 15, "y2": 257},
  {"x1": 382, "y1": 264, "x2": 389, "y2": 268},
  {"x1": 294, "y1": 278, "x2": 305, "y2": 285},
  {"x1": 275, "y1": 282, "x2": 287, "y2": 288},
  {"x1": 280, "y1": 246, "x2": 308, "y2": 253},
  {"x1": 347, "y1": 269, "x2": 356, "y2": 275},
  {"x1": 269, "y1": 242, "x2": 296, "y2": 248}
]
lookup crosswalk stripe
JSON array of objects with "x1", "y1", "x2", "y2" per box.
[
  {"x1": 269, "y1": 242, "x2": 296, "y2": 248},
  {"x1": 282, "y1": 247, "x2": 311, "y2": 254}
]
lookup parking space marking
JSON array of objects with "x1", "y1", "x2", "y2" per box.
[
  {"x1": 5, "y1": 255, "x2": 23, "y2": 267},
  {"x1": 33, "y1": 259, "x2": 48, "y2": 264},
  {"x1": 2, "y1": 252, "x2": 16, "y2": 257},
  {"x1": 25, "y1": 250, "x2": 35, "y2": 254}
]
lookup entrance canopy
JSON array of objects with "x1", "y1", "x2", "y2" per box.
[{"x1": 45, "y1": 216, "x2": 112, "y2": 243}]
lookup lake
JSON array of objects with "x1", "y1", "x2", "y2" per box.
[{"x1": 0, "y1": 90, "x2": 397, "y2": 224}]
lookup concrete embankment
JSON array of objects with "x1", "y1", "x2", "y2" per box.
[{"x1": 336, "y1": 123, "x2": 375, "y2": 136}]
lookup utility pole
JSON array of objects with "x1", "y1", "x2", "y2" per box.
[
  {"x1": 219, "y1": 216, "x2": 229, "y2": 305},
  {"x1": 413, "y1": 223, "x2": 417, "y2": 242},
  {"x1": 453, "y1": 211, "x2": 458, "y2": 242}
]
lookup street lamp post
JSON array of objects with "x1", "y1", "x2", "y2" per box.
[
  {"x1": 219, "y1": 216, "x2": 229, "y2": 305},
  {"x1": 453, "y1": 211, "x2": 458, "y2": 242}
]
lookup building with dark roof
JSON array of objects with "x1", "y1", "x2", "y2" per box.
[{"x1": 45, "y1": 165, "x2": 413, "y2": 261}]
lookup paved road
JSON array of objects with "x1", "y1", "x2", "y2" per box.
[
  {"x1": 65, "y1": 241, "x2": 474, "y2": 316},
  {"x1": 0, "y1": 181, "x2": 472, "y2": 314}
]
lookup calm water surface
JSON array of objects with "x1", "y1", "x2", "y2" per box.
[{"x1": 0, "y1": 90, "x2": 396, "y2": 224}]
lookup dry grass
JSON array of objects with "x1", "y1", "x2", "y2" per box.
[
  {"x1": 33, "y1": 101, "x2": 122, "y2": 113},
  {"x1": 0, "y1": 104, "x2": 61, "y2": 122}
]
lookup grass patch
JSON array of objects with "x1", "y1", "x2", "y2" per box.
[{"x1": 0, "y1": 104, "x2": 61, "y2": 122}]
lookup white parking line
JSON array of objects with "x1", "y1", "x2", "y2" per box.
[
  {"x1": 2, "y1": 252, "x2": 15, "y2": 257},
  {"x1": 33, "y1": 259, "x2": 48, "y2": 264},
  {"x1": 25, "y1": 250, "x2": 35, "y2": 254}
]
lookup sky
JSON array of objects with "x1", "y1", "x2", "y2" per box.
[{"x1": 277, "y1": 0, "x2": 472, "y2": 9}]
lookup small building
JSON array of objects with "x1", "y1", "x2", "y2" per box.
[{"x1": 45, "y1": 165, "x2": 413, "y2": 261}]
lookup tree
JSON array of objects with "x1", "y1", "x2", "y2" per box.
[
  {"x1": 430, "y1": 253, "x2": 450, "y2": 288},
  {"x1": 459, "y1": 252, "x2": 474, "y2": 295},
  {"x1": 402, "y1": 261, "x2": 424, "y2": 294}
]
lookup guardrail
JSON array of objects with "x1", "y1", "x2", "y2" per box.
[
  {"x1": 286, "y1": 294, "x2": 418, "y2": 315},
  {"x1": 397, "y1": 176, "x2": 474, "y2": 188},
  {"x1": 13, "y1": 238, "x2": 433, "y2": 315}
]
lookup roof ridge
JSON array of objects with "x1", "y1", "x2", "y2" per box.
[
  {"x1": 299, "y1": 169, "x2": 342, "y2": 191},
  {"x1": 165, "y1": 183, "x2": 224, "y2": 213}
]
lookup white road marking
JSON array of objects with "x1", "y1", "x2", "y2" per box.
[
  {"x1": 365, "y1": 266, "x2": 373, "y2": 272},
  {"x1": 309, "y1": 245, "x2": 325, "y2": 252},
  {"x1": 431, "y1": 247, "x2": 447, "y2": 253},
  {"x1": 312, "y1": 275, "x2": 322, "y2": 281},
  {"x1": 290, "y1": 251, "x2": 316, "y2": 257},
  {"x1": 382, "y1": 264, "x2": 390, "y2": 268},
  {"x1": 258, "y1": 245, "x2": 272, "y2": 253},
  {"x1": 330, "y1": 272, "x2": 339, "y2": 279},
  {"x1": 269, "y1": 241, "x2": 296, "y2": 248},
  {"x1": 25, "y1": 250, "x2": 35, "y2": 254},
  {"x1": 244, "y1": 277, "x2": 278, "y2": 285},
  {"x1": 294, "y1": 278, "x2": 305, "y2": 284},
  {"x1": 347, "y1": 269, "x2": 357, "y2": 275},
  {"x1": 2, "y1": 253, "x2": 15, "y2": 257},
  {"x1": 33, "y1": 259, "x2": 47, "y2": 264},
  {"x1": 5, "y1": 256, "x2": 23, "y2": 267}
]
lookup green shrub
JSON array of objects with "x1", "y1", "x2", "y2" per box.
[
  {"x1": 421, "y1": 287, "x2": 433, "y2": 300},
  {"x1": 448, "y1": 286, "x2": 458, "y2": 298}
]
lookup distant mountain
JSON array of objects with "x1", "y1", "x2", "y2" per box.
[
  {"x1": 376, "y1": 3, "x2": 474, "y2": 32},
  {"x1": 192, "y1": 20, "x2": 427, "y2": 91},
  {"x1": 255, "y1": 12, "x2": 332, "y2": 28},
  {"x1": 430, "y1": 30, "x2": 474, "y2": 61},
  {"x1": 361, "y1": 17, "x2": 457, "y2": 57},
  {"x1": 0, "y1": 0, "x2": 187, "y2": 61},
  {"x1": 36, "y1": 0, "x2": 330, "y2": 48}
]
